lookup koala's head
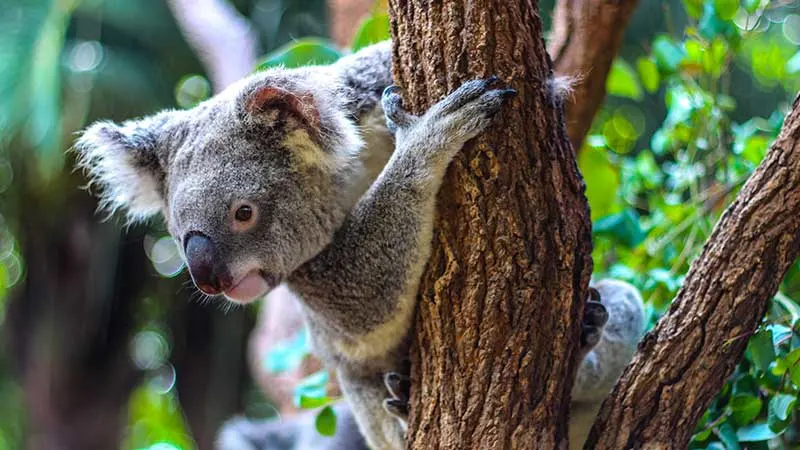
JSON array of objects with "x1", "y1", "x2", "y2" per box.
[{"x1": 75, "y1": 69, "x2": 364, "y2": 304}]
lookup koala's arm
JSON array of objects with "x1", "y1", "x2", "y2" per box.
[
  {"x1": 289, "y1": 79, "x2": 514, "y2": 353},
  {"x1": 569, "y1": 279, "x2": 646, "y2": 450}
]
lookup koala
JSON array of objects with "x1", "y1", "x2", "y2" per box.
[
  {"x1": 217, "y1": 279, "x2": 645, "y2": 450},
  {"x1": 75, "y1": 41, "x2": 645, "y2": 450}
]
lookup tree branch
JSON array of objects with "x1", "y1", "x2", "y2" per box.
[
  {"x1": 586, "y1": 93, "x2": 800, "y2": 449},
  {"x1": 166, "y1": 0, "x2": 259, "y2": 92},
  {"x1": 548, "y1": 0, "x2": 640, "y2": 152}
]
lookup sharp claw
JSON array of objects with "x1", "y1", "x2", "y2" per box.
[
  {"x1": 499, "y1": 88, "x2": 517, "y2": 98},
  {"x1": 487, "y1": 75, "x2": 499, "y2": 84},
  {"x1": 383, "y1": 85, "x2": 401, "y2": 97},
  {"x1": 589, "y1": 287, "x2": 601, "y2": 303}
]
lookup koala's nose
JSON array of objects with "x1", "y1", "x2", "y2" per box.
[{"x1": 184, "y1": 233, "x2": 232, "y2": 295}]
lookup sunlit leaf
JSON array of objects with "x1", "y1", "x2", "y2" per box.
[
  {"x1": 772, "y1": 348, "x2": 800, "y2": 376},
  {"x1": 743, "y1": 0, "x2": 761, "y2": 14},
  {"x1": 714, "y1": 0, "x2": 738, "y2": 21},
  {"x1": 299, "y1": 394, "x2": 336, "y2": 409},
  {"x1": 682, "y1": 0, "x2": 703, "y2": 19},
  {"x1": 264, "y1": 329, "x2": 309, "y2": 374},
  {"x1": 606, "y1": 59, "x2": 643, "y2": 100},
  {"x1": 351, "y1": 13, "x2": 390, "y2": 51},
  {"x1": 787, "y1": 50, "x2": 800, "y2": 74},
  {"x1": 637, "y1": 58, "x2": 660, "y2": 93},
  {"x1": 257, "y1": 38, "x2": 342, "y2": 71},
  {"x1": 771, "y1": 393, "x2": 794, "y2": 418},
  {"x1": 652, "y1": 35, "x2": 685, "y2": 73},
  {"x1": 294, "y1": 370, "x2": 330, "y2": 408},
  {"x1": 736, "y1": 422, "x2": 780, "y2": 442},
  {"x1": 579, "y1": 145, "x2": 620, "y2": 221}
]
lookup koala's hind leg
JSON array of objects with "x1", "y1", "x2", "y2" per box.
[
  {"x1": 569, "y1": 279, "x2": 646, "y2": 450},
  {"x1": 338, "y1": 367, "x2": 406, "y2": 450}
]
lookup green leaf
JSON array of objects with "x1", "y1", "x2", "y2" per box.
[
  {"x1": 579, "y1": 145, "x2": 620, "y2": 221},
  {"x1": 257, "y1": 38, "x2": 342, "y2": 71},
  {"x1": 264, "y1": 330, "x2": 309, "y2": 373},
  {"x1": 351, "y1": 13, "x2": 390, "y2": 51},
  {"x1": 768, "y1": 324, "x2": 792, "y2": 348},
  {"x1": 772, "y1": 348, "x2": 800, "y2": 376},
  {"x1": 652, "y1": 35, "x2": 685, "y2": 73},
  {"x1": 768, "y1": 394, "x2": 795, "y2": 422},
  {"x1": 741, "y1": 135, "x2": 770, "y2": 164},
  {"x1": 714, "y1": 0, "x2": 738, "y2": 20},
  {"x1": 299, "y1": 394, "x2": 336, "y2": 409},
  {"x1": 786, "y1": 51, "x2": 800, "y2": 75},
  {"x1": 606, "y1": 59, "x2": 643, "y2": 100},
  {"x1": 637, "y1": 58, "x2": 660, "y2": 93},
  {"x1": 748, "y1": 329, "x2": 775, "y2": 373},
  {"x1": 717, "y1": 422, "x2": 741, "y2": 450},
  {"x1": 730, "y1": 394, "x2": 762, "y2": 425},
  {"x1": 682, "y1": 0, "x2": 703, "y2": 18},
  {"x1": 593, "y1": 209, "x2": 647, "y2": 248},
  {"x1": 743, "y1": 0, "x2": 761, "y2": 13},
  {"x1": 293, "y1": 370, "x2": 329, "y2": 407},
  {"x1": 315, "y1": 405, "x2": 338, "y2": 436},
  {"x1": 737, "y1": 422, "x2": 780, "y2": 442}
]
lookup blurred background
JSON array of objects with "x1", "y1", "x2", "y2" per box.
[{"x1": 0, "y1": 0, "x2": 799, "y2": 449}]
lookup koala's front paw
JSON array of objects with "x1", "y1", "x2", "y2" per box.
[
  {"x1": 383, "y1": 78, "x2": 515, "y2": 152},
  {"x1": 581, "y1": 287, "x2": 609, "y2": 355},
  {"x1": 383, "y1": 371, "x2": 411, "y2": 426}
]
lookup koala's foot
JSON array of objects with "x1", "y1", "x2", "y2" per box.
[
  {"x1": 581, "y1": 287, "x2": 609, "y2": 355},
  {"x1": 381, "y1": 78, "x2": 515, "y2": 149},
  {"x1": 383, "y1": 371, "x2": 411, "y2": 426}
]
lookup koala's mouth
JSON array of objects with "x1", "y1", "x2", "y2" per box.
[{"x1": 223, "y1": 270, "x2": 277, "y2": 304}]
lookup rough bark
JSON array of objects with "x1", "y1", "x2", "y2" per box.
[
  {"x1": 586, "y1": 93, "x2": 800, "y2": 449},
  {"x1": 548, "y1": 0, "x2": 639, "y2": 152},
  {"x1": 388, "y1": 2, "x2": 593, "y2": 449}
]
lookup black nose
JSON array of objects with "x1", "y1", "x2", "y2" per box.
[{"x1": 184, "y1": 233, "x2": 231, "y2": 295}]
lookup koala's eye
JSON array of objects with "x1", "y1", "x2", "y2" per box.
[
  {"x1": 230, "y1": 201, "x2": 258, "y2": 232},
  {"x1": 235, "y1": 205, "x2": 253, "y2": 222}
]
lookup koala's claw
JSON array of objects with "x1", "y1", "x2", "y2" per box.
[
  {"x1": 434, "y1": 77, "x2": 504, "y2": 116},
  {"x1": 581, "y1": 288, "x2": 609, "y2": 353},
  {"x1": 382, "y1": 85, "x2": 415, "y2": 133},
  {"x1": 383, "y1": 371, "x2": 410, "y2": 422}
]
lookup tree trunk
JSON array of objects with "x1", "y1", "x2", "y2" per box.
[
  {"x1": 587, "y1": 93, "x2": 800, "y2": 449},
  {"x1": 548, "y1": 0, "x2": 640, "y2": 152},
  {"x1": 388, "y1": 2, "x2": 593, "y2": 448}
]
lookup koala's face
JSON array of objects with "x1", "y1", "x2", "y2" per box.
[{"x1": 76, "y1": 71, "x2": 363, "y2": 304}]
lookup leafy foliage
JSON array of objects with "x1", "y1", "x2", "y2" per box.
[{"x1": 584, "y1": 0, "x2": 800, "y2": 447}]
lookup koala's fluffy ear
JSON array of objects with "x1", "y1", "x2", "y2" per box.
[
  {"x1": 242, "y1": 85, "x2": 321, "y2": 130},
  {"x1": 75, "y1": 113, "x2": 177, "y2": 222}
]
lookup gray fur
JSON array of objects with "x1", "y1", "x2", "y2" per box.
[{"x1": 75, "y1": 41, "x2": 644, "y2": 450}]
